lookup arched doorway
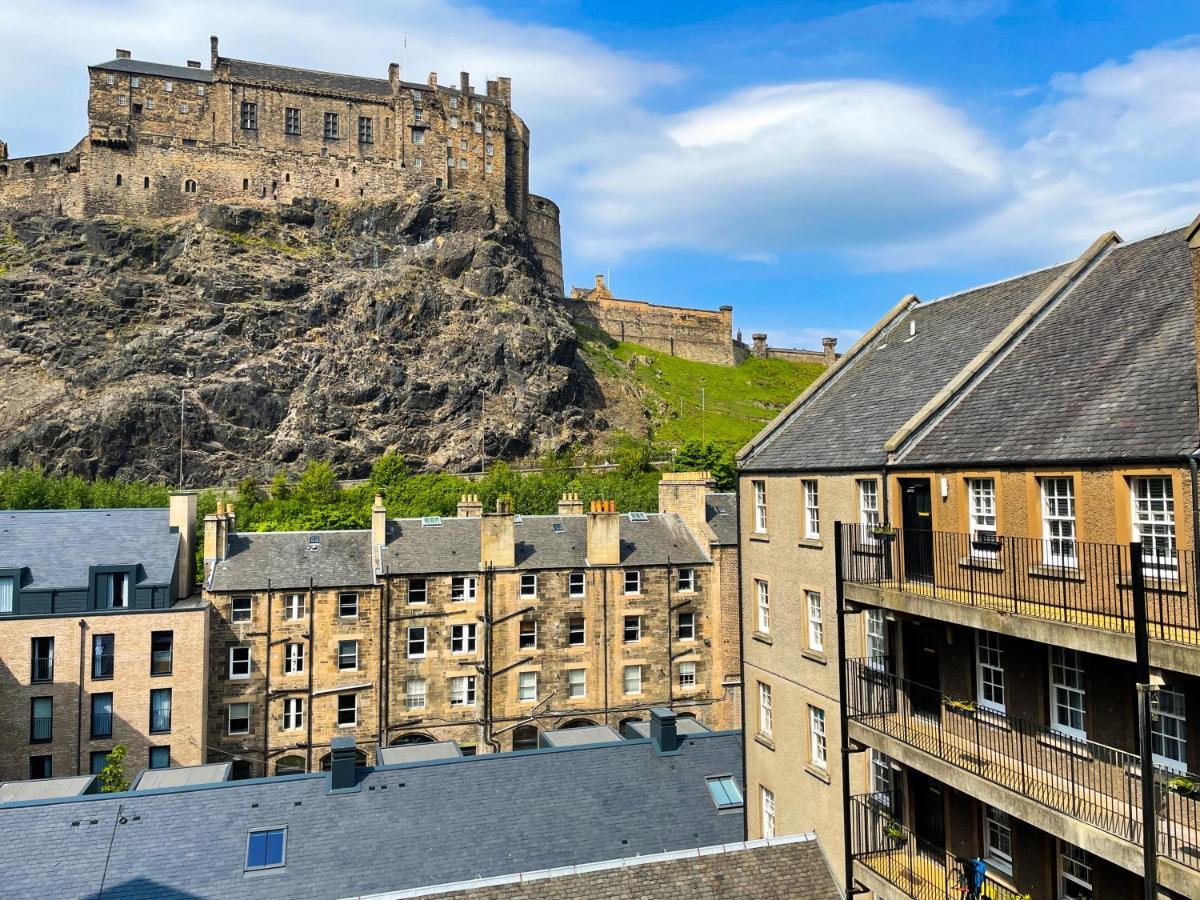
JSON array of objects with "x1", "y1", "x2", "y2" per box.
[
  {"x1": 560, "y1": 718, "x2": 598, "y2": 729},
  {"x1": 512, "y1": 724, "x2": 539, "y2": 751},
  {"x1": 389, "y1": 733, "x2": 435, "y2": 746},
  {"x1": 275, "y1": 755, "x2": 305, "y2": 776},
  {"x1": 318, "y1": 749, "x2": 367, "y2": 771},
  {"x1": 230, "y1": 760, "x2": 254, "y2": 780},
  {"x1": 618, "y1": 717, "x2": 644, "y2": 739}
]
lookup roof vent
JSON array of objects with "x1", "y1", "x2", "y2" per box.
[
  {"x1": 629, "y1": 511, "x2": 649, "y2": 522},
  {"x1": 307, "y1": 534, "x2": 320, "y2": 550},
  {"x1": 421, "y1": 516, "x2": 442, "y2": 527},
  {"x1": 186, "y1": 60, "x2": 201, "y2": 68}
]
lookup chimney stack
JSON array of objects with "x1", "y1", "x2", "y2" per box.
[
  {"x1": 822, "y1": 337, "x2": 838, "y2": 367},
  {"x1": 557, "y1": 492, "x2": 584, "y2": 516},
  {"x1": 658, "y1": 472, "x2": 714, "y2": 546},
  {"x1": 168, "y1": 493, "x2": 197, "y2": 599},
  {"x1": 115, "y1": 49, "x2": 131, "y2": 60},
  {"x1": 388, "y1": 62, "x2": 400, "y2": 94},
  {"x1": 457, "y1": 493, "x2": 483, "y2": 518},
  {"x1": 481, "y1": 498, "x2": 515, "y2": 568},
  {"x1": 460, "y1": 71, "x2": 471, "y2": 96},
  {"x1": 751, "y1": 333, "x2": 768, "y2": 358},
  {"x1": 486, "y1": 79, "x2": 498, "y2": 99},
  {"x1": 329, "y1": 736, "x2": 358, "y2": 791},
  {"x1": 203, "y1": 501, "x2": 230, "y2": 576},
  {"x1": 586, "y1": 499, "x2": 620, "y2": 565},
  {"x1": 497, "y1": 76, "x2": 511, "y2": 106},
  {"x1": 372, "y1": 494, "x2": 388, "y2": 549},
  {"x1": 210, "y1": 35, "x2": 219, "y2": 71},
  {"x1": 428, "y1": 71, "x2": 438, "y2": 88},
  {"x1": 649, "y1": 707, "x2": 679, "y2": 754}
]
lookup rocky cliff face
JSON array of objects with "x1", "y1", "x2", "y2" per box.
[{"x1": 0, "y1": 189, "x2": 599, "y2": 483}]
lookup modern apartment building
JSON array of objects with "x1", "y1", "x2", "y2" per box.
[
  {"x1": 0, "y1": 495, "x2": 208, "y2": 781},
  {"x1": 201, "y1": 474, "x2": 741, "y2": 776},
  {"x1": 737, "y1": 221, "x2": 1200, "y2": 899}
]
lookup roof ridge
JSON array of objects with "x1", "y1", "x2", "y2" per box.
[
  {"x1": 0, "y1": 506, "x2": 165, "y2": 514},
  {"x1": 225, "y1": 56, "x2": 388, "y2": 84},
  {"x1": 921, "y1": 257, "x2": 1070, "y2": 307}
]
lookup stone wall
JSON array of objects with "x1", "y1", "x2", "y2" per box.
[
  {"x1": 526, "y1": 193, "x2": 563, "y2": 294},
  {"x1": 566, "y1": 294, "x2": 737, "y2": 366}
]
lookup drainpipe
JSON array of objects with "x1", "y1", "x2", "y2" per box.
[
  {"x1": 734, "y1": 476, "x2": 748, "y2": 841},
  {"x1": 378, "y1": 569, "x2": 388, "y2": 756},
  {"x1": 880, "y1": 464, "x2": 891, "y2": 525},
  {"x1": 666, "y1": 557, "x2": 673, "y2": 707},
  {"x1": 483, "y1": 563, "x2": 500, "y2": 752},
  {"x1": 77, "y1": 619, "x2": 86, "y2": 776},
  {"x1": 305, "y1": 576, "x2": 314, "y2": 772},
  {"x1": 602, "y1": 568, "x2": 610, "y2": 726},
  {"x1": 835, "y1": 522, "x2": 867, "y2": 897},
  {"x1": 1131, "y1": 544, "x2": 1158, "y2": 900},
  {"x1": 263, "y1": 579, "x2": 272, "y2": 775},
  {"x1": 1187, "y1": 451, "x2": 1200, "y2": 601}
]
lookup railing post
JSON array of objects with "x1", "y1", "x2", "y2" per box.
[
  {"x1": 1131, "y1": 541, "x2": 1159, "y2": 900},
  {"x1": 835, "y1": 522, "x2": 860, "y2": 896}
]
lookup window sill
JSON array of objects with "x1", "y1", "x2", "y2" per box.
[
  {"x1": 1116, "y1": 575, "x2": 1188, "y2": 596},
  {"x1": 752, "y1": 631, "x2": 773, "y2": 646},
  {"x1": 852, "y1": 548, "x2": 884, "y2": 559},
  {"x1": 1027, "y1": 565, "x2": 1085, "y2": 583},
  {"x1": 805, "y1": 764, "x2": 831, "y2": 784},
  {"x1": 754, "y1": 733, "x2": 775, "y2": 752},
  {"x1": 801, "y1": 649, "x2": 828, "y2": 665},
  {"x1": 957, "y1": 556, "x2": 1003, "y2": 572},
  {"x1": 798, "y1": 538, "x2": 824, "y2": 550},
  {"x1": 749, "y1": 533, "x2": 770, "y2": 543},
  {"x1": 1037, "y1": 730, "x2": 1092, "y2": 759}
]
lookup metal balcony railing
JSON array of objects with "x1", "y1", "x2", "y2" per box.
[
  {"x1": 29, "y1": 715, "x2": 52, "y2": 743},
  {"x1": 849, "y1": 793, "x2": 1026, "y2": 900},
  {"x1": 839, "y1": 524, "x2": 1199, "y2": 646},
  {"x1": 846, "y1": 659, "x2": 1200, "y2": 870},
  {"x1": 90, "y1": 713, "x2": 113, "y2": 739}
]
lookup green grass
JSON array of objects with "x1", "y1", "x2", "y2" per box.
[{"x1": 583, "y1": 336, "x2": 822, "y2": 451}]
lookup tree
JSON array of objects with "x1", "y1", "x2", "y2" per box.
[
  {"x1": 369, "y1": 452, "x2": 409, "y2": 490},
  {"x1": 98, "y1": 744, "x2": 131, "y2": 793},
  {"x1": 294, "y1": 461, "x2": 339, "y2": 505},
  {"x1": 673, "y1": 439, "x2": 735, "y2": 491}
]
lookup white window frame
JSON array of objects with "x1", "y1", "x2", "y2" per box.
[
  {"x1": 406, "y1": 626, "x2": 427, "y2": 659},
  {"x1": 678, "y1": 611, "x2": 696, "y2": 641},
  {"x1": 756, "y1": 580, "x2": 769, "y2": 634},
  {"x1": 283, "y1": 642, "x2": 304, "y2": 675},
  {"x1": 405, "y1": 678, "x2": 426, "y2": 710},
  {"x1": 1132, "y1": 476, "x2": 1177, "y2": 575},
  {"x1": 338, "y1": 593, "x2": 359, "y2": 619},
  {"x1": 803, "y1": 480, "x2": 820, "y2": 540},
  {"x1": 866, "y1": 609, "x2": 888, "y2": 668},
  {"x1": 283, "y1": 593, "x2": 305, "y2": 620},
  {"x1": 228, "y1": 646, "x2": 251, "y2": 680},
  {"x1": 761, "y1": 786, "x2": 776, "y2": 838},
  {"x1": 806, "y1": 590, "x2": 824, "y2": 653},
  {"x1": 1040, "y1": 477, "x2": 1077, "y2": 567},
  {"x1": 519, "y1": 619, "x2": 538, "y2": 649},
  {"x1": 679, "y1": 661, "x2": 697, "y2": 688},
  {"x1": 520, "y1": 573, "x2": 538, "y2": 599},
  {"x1": 871, "y1": 750, "x2": 894, "y2": 802},
  {"x1": 859, "y1": 480, "x2": 880, "y2": 542},
  {"x1": 753, "y1": 480, "x2": 767, "y2": 533},
  {"x1": 758, "y1": 681, "x2": 773, "y2": 737},
  {"x1": 1059, "y1": 842, "x2": 1093, "y2": 900},
  {"x1": 976, "y1": 631, "x2": 1006, "y2": 714},
  {"x1": 282, "y1": 697, "x2": 304, "y2": 732},
  {"x1": 568, "y1": 616, "x2": 586, "y2": 646},
  {"x1": 568, "y1": 571, "x2": 585, "y2": 598},
  {"x1": 809, "y1": 705, "x2": 827, "y2": 769},
  {"x1": 1050, "y1": 647, "x2": 1087, "y2": 741},
  {"x1": 231, "y1": 595, "x2": 252, "y2": 623},
  {"x1": 1152, "y1": 685, "x2": 1188, "y2": 773},
  {"x1": 623, "y1": 570, "x2": 641, "y2": 595},
  {"x1": 451, "y1": 576, "x2": 477, "y2": 602},
  {"x1": 451, "y1": 623, "x2": 477, "y2": 655},
  {"x1": 676, "y1": 568, "x2": 695, "y2": 593},
  {"x1": 337, "y1": 640, "x2": 358, "y2": 671},
  {"x1": 567, "y1": 668, "x2": 586, "y2": 698},
  {"x1": 968, "y1": 478, "x2": 998, "y2": 558},
  {"x1": 517, "y1": 671, "x2": 537, "y2": 702},
  {"x1": 623, "y1": 615, "x2": 641, "y2": 643},
  {"x1": 984, "y1": 805, "x2": 1013, "y2": 876},
  {"x1": 336, "y1": 693, "x2": 357, "y2": 727},
  {"x1": 407, "y1": 578, "x2": 428, "y2": 605},
  {"x1": 450, "y1": 675, "x2": 477, "y2": 707},
  {"x1": 623, "y1": 664, "x2": 642, "y2": 696},
  {"x1": 228, "y1": 702, "x2": 250, "y2": 735}
]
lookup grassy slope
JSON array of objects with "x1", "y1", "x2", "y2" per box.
[{"x1": 579, "y1": 329, "x2": 823, "y2": 451}]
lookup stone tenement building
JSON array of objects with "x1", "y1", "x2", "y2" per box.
[
  {"x1": 0, "y1": 498, "x2": 208, "y2": 783},
  {"x1": 200, "y1": 474, "x2": 740, "y2": 776},
  {"x1": 0, "y1": 37, "x2": 565, "y2": 290}
]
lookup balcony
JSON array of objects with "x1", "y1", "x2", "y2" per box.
[
  {"x1": 849, "y1": 793, "x2": 1025, "y2": 900},
  {"x1": 839, "y1": 524, "x2": 1199, "y2": 652},
  {"x1": 845, "y1": 659, "x2": 1200, "y2": 880},
  {"x1": 91, "y1": 713, "x2": 113, "y2": 739},
  {"x1": 29, "y1": 715, "x2": 52, "y2": 743}
]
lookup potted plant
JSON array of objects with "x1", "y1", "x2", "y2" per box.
[
  {"x1": 943, "y1": 697, "x2": 977, "y2": 714},
  {"x1": 870, "y1": 524, "x2": 897, "y2": 541},
  {"x1": 1167, "y1": 775, "x2": 1200, "y2": 796},
  {"x1": 883, "y1": 820, "x2": 906, "y2": 843}
]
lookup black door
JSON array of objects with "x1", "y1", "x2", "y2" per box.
[
  {"x1": 908, "y1": 769, "x2": 946, "y2": 852},
  {"x1": 900, "y1": 479, "x2": 934, "y2": 582},
  {"x1": 902, "y1": 620, "x2": 941, "y2": 720}
]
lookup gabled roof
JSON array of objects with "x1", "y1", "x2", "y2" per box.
[
  {"x1": 740, "y1": 262, "x2": 1068, "y2": 472},
  {"x1": 90, "y1": 57, "x2": 213, "y2": 82},
  {"x1": 0, "y1": 732, "x2": 744, "y2": 900},
  {"x1": 0, "y1": 508, "x2": 180, "y2": 591},
  {"x1": 225, "y1": 57, "x2": 392, "y2": 97},
  {"x1": 896, "y1": 227, "x2": 1199, "y2": 465},
  {"x1": 705, "y1": 493, "x2": 737, "y2": 545},
  {"x1": 208, "y1": 529, "x2": 375, "y2": 592}
]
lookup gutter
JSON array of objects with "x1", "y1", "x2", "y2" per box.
[{"x1": 1187, "y1": 450, "x2": 1200, "y2": 601}]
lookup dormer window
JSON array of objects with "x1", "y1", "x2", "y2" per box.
[
  {"x1": 98, "y1": 572, "x2": 128, "y2": 608},
  {"x1": 0, "y1": 574, "x2": 14, "y2": 614}
]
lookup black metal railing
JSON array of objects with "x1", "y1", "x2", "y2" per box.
[
  {"x1": 1158, "y1": 771, "x2": 1200, "y2": 872},
  {"x1": 839, "y1": 524, "x2": 1200, "y2": 646},
  {"x1": 29, "y1": 715, "x2": 52, "y2": 743},
  {"x1": 90, "y1": 713, "x2": 113, "y2": 739},
  {"x1": 150, "y1": 650, "x2": 172, "y2": 675},
  {"x1": 849, "y1": 793, "x2": 1026, "y2": 900},
  {"x1": 92, "y1": 652, "x2": 114, "y2": 679}
]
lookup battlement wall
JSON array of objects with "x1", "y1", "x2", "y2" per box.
[{"x1": 567, "y1": 294, "x2": 737, "y2": 366}]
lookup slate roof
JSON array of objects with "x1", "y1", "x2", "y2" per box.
[
  {"x1": 705, "y1": 493, "x2": 737, "y2": 545},
  {"x1": 208, "y1": 530, "x2": 376, "y2": 592},
  {"x1": 741, "y1": 263, "x2": 1068, "y2": 472},
  {"x1": 0, "y1": 732, "x2": 744, "y2": 900},
  {"x1": 379, "y1": 835, "x2": 840, "y2": 900},
  {"x1": 376, "y1": 742, "x2": 462, "y2": 765},
  {"x1": 381, "y1": 513, "x2": 709, "y2": 575},
  {"x1": 131, "y1": 763, "x2": 231, "y2": 791},
  {"x1": 0, "y1": 508, "x2": 180, "y2": 591},
  {"x1": 90, "y1": 57, "x2": 214, "y2": 82},
  {"x1": 898, "y1": 228, "x2": 1200, "y2": 465},
  {"x1": 225, "y1": 57, "x2": 392, "y2": 97},
  {"x1": 539, "y1": 725, "x2": 623, "y2": 747}
]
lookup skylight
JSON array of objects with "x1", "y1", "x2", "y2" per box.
[
  {"x1": 513, "y1": 514, "x2": 524, "y2": 524},
  {"x1": 705, "y1": 775, "x2": 743, "y2": 809},
  {"x1": 245, "y1": 827, "x2": 286, "y2": 870},
  {"x1": 307, "y1": 535, "x2": 320, "y2": 550},
  {"x1": 552, "y1": 523, "x2": 564, "y2": 533},
  {"x1": 629, "y1": 512, "x2": 649, "y2": 522},
  {"x1": 421, "y1": 516, "x2": 442, "y2": 527}
]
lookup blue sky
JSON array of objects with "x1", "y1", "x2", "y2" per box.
[{"x1": 3, "y1": 1, "x2": 1200, "y2": 348}]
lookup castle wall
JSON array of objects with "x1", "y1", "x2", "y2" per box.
[
  {"x1": 566, "y1": 296, "x2": 737, "y2": 366},
  {"x1": 0, "y1": 145, "x2": 86, "y2": 216},
  {"x1": 526, "y1": 193, "x2": 563, "y2": 294},
  {"x1": 762, "y1": 347, "x2": 829, "y2": 366}
]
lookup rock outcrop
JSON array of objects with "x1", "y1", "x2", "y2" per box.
[{"x1": 0, "y1": 188, "x2": 598, "y2": 483}]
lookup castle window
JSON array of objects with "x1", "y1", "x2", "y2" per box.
[
  {"x1": 163, "y1": 81, "x2": 173, "y2": 93},
  {"x1": 324, "y1": 112, "x2": 339, "y2": 139},
  {"x1": 474, "y1": 101, "x2": 482, "y2": 114},
  {"x1": 0, "y1": 165, "x2": 7, "y2": 178},
  {"x1": 106, "y1": 73, "x2": 115, "y2": 85},
  {"x1": 413, "y1": 158, "x2": 422, "y2": 170},
  {"x1": 358, "y1": 116, "x2": 373, "y2": 144},
  {"x1": 485, "y1": 162, "x2": 492, "y2": 174},
  {"x1": 130, "y1": 77, "x2": 140, "y2": 88},
  {"x1": 49, "y1": 158, "x2": 60, "y2": 171},
  {"x1": 285, "y1": 107, "x2": 301, "y2": 136},
  {"x1": 459, "y1": 138, "x2": 467, "y2": 151},
  {"x1": 450, "y1": 97, "x2": 458, "y2": 109},
  {"x1": 197, "y1": 85, "x2": 205, "y2": 97},
  {"x1": 240, "y1": 101, "x2": 257, "y2": 131},
  {"x1": 184, "y1": 179, "x2": 196, "y2": 193},
  {"x1": 24, "y1": 161, "x2": 34, "y2": 173},
  {"x1": 414, "y1": 107, "x2": 424, "y2": 123},
  {"x1": 447, "y1": 156, "x2": 454, "y2": 168},
  {"x1": 285, "y1": 173, "x2": 290, "y2": 182},
  {"x1": 474, "y1": 121, "x2": 482, "y2": 134},
  {"x1": 115, "y1": 174, "x2": 122, "y2": 186},
  {"x1": 144, "y1": 98, "x2": 154, "y2": 110},
  {"x1": 179, "y1": 103, "x2": 189, "y2": 114},
  {"x1": 182, "y1": 138, "x2": 196, "y2": 146},
  {"x1": 133, "y1": 103, "x2": 143, "y2": 115},
  {"x1": 411, "y1": 128, "x2": 425, "y2": 145},
  {"x1": 334, "y1": 178, "x2": 340, "y2": 188},
  {"x1": 435, "y1": 177, "x2": 443, "y2": 188},
  {"x1": 449, "y1": 115, "x2": 459, "y2": 129},
  {"x1": 458, "y1": 158, "x2": 466, "y2": 170},
  {"x1": 485, "y1": 143, "x2": 494, "y2": 156},
  {"x1": 118, "y1": 95, "x2": 128, "y2": 107},
  {"x1": 143, "y1": 176, "x2": 149, "y2": 189}
]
